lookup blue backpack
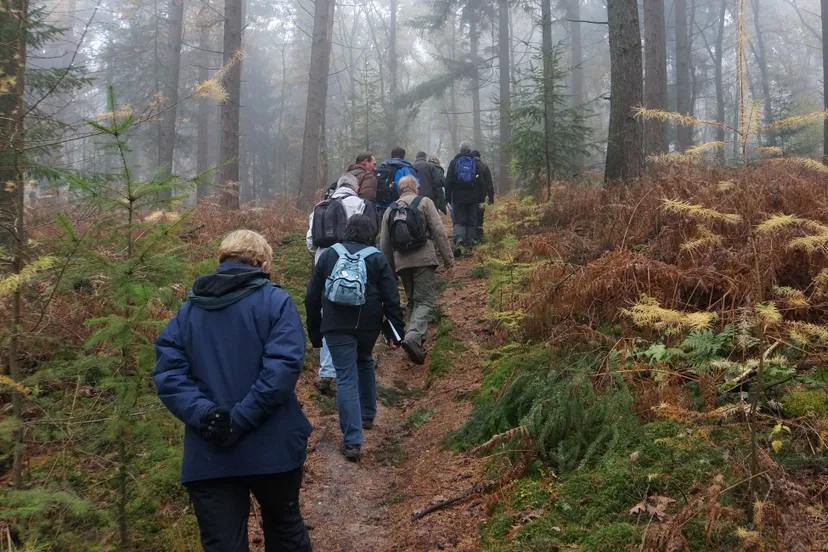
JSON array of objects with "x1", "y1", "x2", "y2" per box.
[
  {"x1": 325, "y1": 244, "x2": 380, "y2": 306},
  {"x1": 455, "y1": 155, "x2": 477, "y2": 187}
]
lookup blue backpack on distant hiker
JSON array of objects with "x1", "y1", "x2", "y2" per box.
[
  {"x1": 325, "y1": 244, "x2": 380, "y2": 306},
  {"x1": 455, "y1": 155, "x2": 477, "y2": 187}
]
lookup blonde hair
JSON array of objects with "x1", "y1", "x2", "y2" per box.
[
  {"x1": 218, "y1": 230, "x2": 273, "y2": 267},
  {"x1": 398, "y1": 175, "x2": 418, "y2": 196}
]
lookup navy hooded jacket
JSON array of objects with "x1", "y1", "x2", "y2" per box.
[{"x1": 153, "y1": 262, "x2": 312, "y2": 484}]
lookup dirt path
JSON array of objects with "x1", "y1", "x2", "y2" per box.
[{"x1": 268, "y1": 255, "x2": 492, "y2": 552}]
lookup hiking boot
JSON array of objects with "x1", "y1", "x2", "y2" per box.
[
  {"x1": 362, "y1": 419, "x2": 374, "y2": 430},
  {"x1": 315, "y1": 377, "x2": 336, "y2": 397},
  {"x1": 341, "y1": 443, "x2": 361, "y2": 462},
  {"x1": 401, "y1": 338, "x2": 426, "y2": 365}
]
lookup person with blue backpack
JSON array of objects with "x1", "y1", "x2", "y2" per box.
[
  {"x1": 445, "y1": 141, "x2": 486, "y2": 256},
  {"x1": 374, "y1": 146, "x2": 418, "y2": 222},
  {"x1": 305, "y1": 215, "x2": 405, "y2": 461}
]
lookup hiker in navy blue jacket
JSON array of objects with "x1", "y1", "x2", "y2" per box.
[
  {"x1": 305, "y1": 215, "x2": 405, "y2": 461},
  {"x1": 154, "y1": 230, "x2": 312, "y2": 552}
]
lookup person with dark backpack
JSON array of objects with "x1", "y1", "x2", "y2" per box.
[
  {"x1": 380, "y1": 176, "x2": 455, "y2": 365},
  {"x1": 445, "y1": 141, "x2": 485, "y2": 256},
  {"x1": 374, "y1": 146, "x2": 418, "y2": 222},
  {"x1": 305, "y1": 215, "x2": 405, "y2": 461},
  {"x1": 471, "y1": 150, "x2": 495, "y2": 240},
  {"x1": 306, "y1": 173, "x2": 377, "y2": 396}
]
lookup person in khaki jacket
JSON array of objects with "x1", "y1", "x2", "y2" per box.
[{"x1": 380, "y1": 176, "x2": 455, "y2": 364}]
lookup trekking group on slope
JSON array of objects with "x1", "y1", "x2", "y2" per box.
[{"x1": 152, "y1": 142, "x2": 495, "y2": 552}]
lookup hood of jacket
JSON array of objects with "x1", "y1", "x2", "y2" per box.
[
  {"x1": 347, "y1": 164, "x2": 368, "y2": 176},
  {"x1": 382, "y1": 158, "x2": 415, "y2": 171},
  {"x1": 331, "y1": 186, "x2": 359, "y2": 200},
  {"x1": 188, "y1": 262, "x2": 272, "y2": 311}
]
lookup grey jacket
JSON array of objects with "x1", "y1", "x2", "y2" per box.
[{"x1": 380, "y1": 193, "x2": 455, "y2": 273}]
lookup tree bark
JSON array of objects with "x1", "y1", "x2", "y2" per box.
[
  {"x1": 606, "y1": 0, "x2": 644, "y2": 181},
  {"x1": 750, "y1": 0, "x2": 774, "y2": 143},
  {"x1": 715, "y1": 0, "x2": 726, "y2": 165},
  {"x1": 469, "y1": 4, "x2": 484, "y2": 149},
  {"x1": 219, "y1": 0, "x2": 243, "y2": 209},
  {"x1": 388, "y1": 0, "x2": 398, "y2": 150},
  {"x1": 196, "y1": 26, "x2": 211, "y2": 202},
  {"x1": 643, "y1": 0, "x2": 668, "y2": 157},
  {"x1": 498, "y1": 0, "x2": 512, "y2": 191},
  {"x1": 541, "y1": 0, "x2": 554, "y2": 189},
  {"x1": 157, "y1": 0, "x2": 185, "y2": 199},
  {"x1": 675, "y1": 0, "x2": 692, "y2": 151},
  {"x1": 823, "y1": 0, "x2": 828, "y2": 164},
  {"x1": 568, "y1": 0, "x2": 585, "y2": 172},
  {"x1": 449, "y1": 9, "x2": 458, "y2": 148},
  {"x1": 298, "y1": 0, "x2": 335, "y2": 204}
]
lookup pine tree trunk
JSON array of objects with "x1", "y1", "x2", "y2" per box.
[
  {"x1": 219, "y1": 0, "x2": 243, "y2": 209},
  {"x1": 1, "y1": 0, "x2": 29, "y2": 490},
  {"x1": 299, "y1": 0, "x2": 335, "y2": 204},
  {"x1": 541, "y1": 0, "x2": 554, "y2": 188},
  {"x1": 606, "y1": 0, "x2": 644, "y2": 181},
  {"x1": 388, "y1": 0, "x2": 398, "y2": 151},
  {"x1": 157, "y1": 0, "x2": 185, "y2": 199},
  {"x1": 715, "y1": 0, "x2": 726, "y2": 165},
  {"x1": 750, "y1": 0, "x2": 774, "y2": 144},
  {"x1": 498, "y1": 0, "x2": 512, "y2": 191},
  {"x1": 449, "y1": 10, "x2": 458, "y2": 148},
  {"x1": 643, "y1": 0, "x2": 668, "y2": 157},
  {"x1": 196, "y1": 37, "x2": 211, "y2": 202},
  {"x1": 470, "y1": 7, "x2": 483, "y2": 150},
  {"x1": 676, "y1": 0, "x2": 692, "y2": 152},
  {"x1": 823, "y1": 0, "x2": 828, "y2": 164},
  {"x1": 568, "y1": 0, "x2": 584, "y2": 173}
]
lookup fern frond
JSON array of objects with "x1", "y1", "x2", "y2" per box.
[
  {"x1": 756, "y1": 213, "x2": 806, "y2": 234},
  {"x1": 773, "y1": 286, "x2": 810, "y2": 309},
  {"x1": 662, "y1": 199, "x2": 743, "y2": 224},
  {"x1": 622, "y1": 295, "x2": 717, "y2": 334},
  {"x1": 717, "y1": 180, "x2": 736, "y2": 192},
  {"x1": 0, "y1": 256, "x2": 57, "y2": 297},
  {"x1": 635, "y1": 107, "x2": 722, "y2": 128},
  {"x1": 755, "y1": 302, "x2": 783, "y2": 327},
  {"x1": 471, "y1": 425, "x2": 533, "y2": 457},
  {"x1": 681, "y1": 226, "x2": 723, "y2": 252},
  {"x1": 766, "y1": 157, "x2": 828, "y2": 174}
]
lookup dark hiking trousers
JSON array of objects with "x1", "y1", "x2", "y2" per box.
[
  {"x1": 452, "y1": 202, "x2": 478, "y2": 246},
  {"x1": 186, "y1": 469, "x2": 312, "y2": 552}
]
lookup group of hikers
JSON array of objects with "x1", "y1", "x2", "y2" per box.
[{"x1": 152, "y1": 141, "x2": 495, "y2": 551}]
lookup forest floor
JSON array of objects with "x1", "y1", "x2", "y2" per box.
[{"x1": 250, "y1": 254, "x2": 492, "y2": 552}]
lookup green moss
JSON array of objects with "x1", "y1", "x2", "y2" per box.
[
  {"x1": 476, "y1": 346, "x2": 549, "y2": 406},
  {"x1": 428, "y1": 320, "x2": 456, "y2": 380},
  {"x1": 480, "y1": 507, "x2": 515, "y2": 545},
  {"x1": 581, "y1": 523, "x2": 640, "y2": 552},
  {"x1": 781, "y1": 388, "x2": 828, "y2": 417},
  {"x1": 405, "y1": 409, "x2": 435, "y2": 429}
]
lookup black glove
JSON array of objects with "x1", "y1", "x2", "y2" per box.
[
  {"x1": 215, "y1": 419, "x2": 243, "y2": 449},
  {"x1": 198, "y1": 406, "x2": 232, "y2": 442}
]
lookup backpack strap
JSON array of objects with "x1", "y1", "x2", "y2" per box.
[
  {"x1": 355, "y1": 246, "x2": 380, "y2": 260},
  {"x1": 410, "y1": 196, "x2": 424, "y2": 210},
  {"x1": 331, "y1": 243, "x2": 348, "y2": 257}
]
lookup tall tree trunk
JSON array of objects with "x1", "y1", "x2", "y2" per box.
[
  {"x1": 388, "y1": 0, "x2": 398, "y2": 151},
  {"x1": 470, "y1": 6, "x2": 484, "y2": 149},
  {"x1": 196, "y1": 28, "x2": 211, "y2": 202},
  {"x1": 158, "y1": 0, "x2": 185, "y2": 199},
  {"x1": 750, "y1": 0, "x2": 774, "y2": 144},
  {"x1": 0, "y1": 0, "x2": 29, "y2": 489},
  {"x1": 219, "y1": 0, "x2": 243, "y2": 209},
  {"x1": 643, "y1": 0, "x2": 668, "y2": 156},
  {"x1": 823, "y1": 0, "x2": 828, "y2": 164},
  {"x1": 606, "y1": 0, "x2": 644, "y2": 181},
  {"x1": 676, "y1": 0, "x2": 692, "y2": 151},
  {"x1": 715, "y1": 0, "x2": 726, "y2": 165},
  {"x1": 498, "y1": 0, "x2": 512, "y2": 191},
  {"x1": 449, "y1": 10, "x2": 458, "y2": 148},
  {"x1": 541, "y1": 0, "x2": 554, "y2": 188},
  {"x1": 299, "y1": 0, "x2": 335, "y2": 204},
  {"x1": 568, "y1": 0, "x2": 585, "y2": 172}
]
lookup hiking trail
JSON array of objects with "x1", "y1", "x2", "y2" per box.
[{"x1": 251, "y1": 254, "x2": 491, "y2": 551}]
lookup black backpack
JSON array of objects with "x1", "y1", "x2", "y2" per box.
[
  {"x1": 374, "y1": 164, "x2": 397, "y2": 206},
  {"x1": 311, "y1": 198, "x2": 348, "y2": 248},
  {"x1": 388, "y1": 197, "x2": 428, "y2": 252},
  {"x1": 323, "y1": 181, "x2": 338, "y2": 200}
]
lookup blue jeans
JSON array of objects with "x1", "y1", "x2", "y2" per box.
[
  {"x1": 318, "y1": 338, "x2": 336, "y2": 379},
  {"x1": 325, "y1": 331, "x2": 379, "y2": 446}
]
